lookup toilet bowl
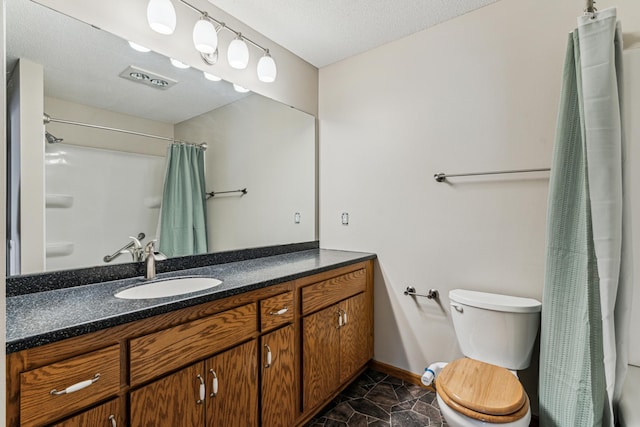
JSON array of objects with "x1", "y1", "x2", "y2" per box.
[
  {"x1": 429, "y1": 289, "x2": 541, "y2": 427},
  {"x1": 435, "y1": 358, "x2": 530, "y2": 427}
]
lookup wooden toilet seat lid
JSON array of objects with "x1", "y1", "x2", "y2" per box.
[{"x1": 436, "y1": 358, "x2": 528, "y2": 423}]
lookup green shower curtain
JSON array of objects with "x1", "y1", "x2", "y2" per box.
[
  {"x1": 157, "y1": 143, "x2": 208, "y2": 257},
  {"x1": 539, "y1": 8, "x2": 631, "y2": 427}
]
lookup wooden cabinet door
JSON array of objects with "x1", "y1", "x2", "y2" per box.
[
  {"x1": 261, "y1": 325, "x2": 296, "y2": 427},
  {"x1": 130, "y1": 363, "x2": 205, "y2": 427},
  {"x1": 339, "y1": 293, "x2": 372, "y2": 383},
  {"x1": 302, "y1": 304, "x2": 341, "y2": 411},
  {"x1": 205, "y1": 340, "x2": 258, "y2": 427},
  {"x1": 51, "y1": 398, "x2": 120, "y2": 427}
]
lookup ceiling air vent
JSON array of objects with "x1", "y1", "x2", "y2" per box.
[{"x1": 119, "y1": 65, "x2": 177, "y2": 90}]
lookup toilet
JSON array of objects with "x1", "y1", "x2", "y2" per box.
[{"x1": 434, "y1": 289, "x2": 542, "y2": 427}]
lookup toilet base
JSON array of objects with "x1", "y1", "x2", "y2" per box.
[{"x1": 436, "y1": 394, "x2": 530, "y2": 427}]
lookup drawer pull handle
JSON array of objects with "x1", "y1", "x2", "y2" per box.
[
  {"x1": 337, "y1": 309, "x2": 344, "y2": 329},
  {"x1": 209, "y1": 369, "x2": 218, "y2": 397},
  {"x1": 269, "y1": 307, "x2": 288, "y2": 316},
  {"x1": 109, "y1": 415, "x2": 117, "y2": 427},
  {"x1": 264, "y1": 344, "x2": 272, "y2": 368},
  {"x1": 50, "y1": 373, "x2": 100, "y2": 395},
  {"x1": 196, "y1": 374, "x2": 205, "y2": 404},
  {"x1": 343, "y1": 310, "x2": 348, "y2": 325}
]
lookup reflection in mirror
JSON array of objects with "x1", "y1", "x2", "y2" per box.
[{"x1": 5, "y1": 0, "x2": 316, "y2": 276}]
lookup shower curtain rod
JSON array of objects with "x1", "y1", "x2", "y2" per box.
[
  {"x1": 43, "y1": 113, "x2": 207, "y2": 149},
  {"x1": 434, "y1": 167, "x2": 550, "y2": 182}
]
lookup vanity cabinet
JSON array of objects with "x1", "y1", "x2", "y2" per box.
[
  {"x1": 50, "y1": 399, "x2": 120, "y2": 427},
  {"x1": 300, "y1": 267, "x2": 374, "y2": 413},
  {"x1": 130, "y1": 340, "x2": 257, "y2": 427},
  {"x1": 261, "y1": 324, "x2": 296, "y2": 426},
  {"x1": 6, "y1": 260, "x2": 374, "y2": 427}
]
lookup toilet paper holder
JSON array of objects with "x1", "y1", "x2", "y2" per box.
[{"x1": 404, "y1": 286, "x2": 439, "y2": 300}]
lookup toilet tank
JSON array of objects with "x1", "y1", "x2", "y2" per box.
[{"x1": 449, "y1": 289, "x2": 542, "y2": 370}]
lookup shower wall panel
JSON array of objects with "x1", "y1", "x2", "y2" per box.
[{"x1": 45, "y1": 143, "x2": 165, "y2": 271}]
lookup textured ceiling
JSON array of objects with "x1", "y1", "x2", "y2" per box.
[
  {"x1": 6, "y1": 0, "x2": 246, "y2": 124},
  {"x1": 208, "y1": 0, "x2": 500, "y2": 68}
]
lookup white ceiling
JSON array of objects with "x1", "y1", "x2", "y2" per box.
[
  {"x1": 208, "y1": 0, "x2": 500, "y2": 68},
  {"x1": 6, "y1": 0, "x2": 247, "y2": 125}
]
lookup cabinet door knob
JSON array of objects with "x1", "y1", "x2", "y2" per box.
[
  {"x1": 342, "y1": 310, "x2": 348, "y2": 326},
  {"x1": 264, "y1": 344, "x2": 272, "y2": 368},
  {"x1": 209, "y1": 369, "x2": 218, "y2": 397},
  {"x1": 337, "y1": 309, "x2": 343, "y2": 329},
  {"x1": 50, "y1": 373, "x2": 100, "y2": 395},
  {"x1": 196, "y1": 374, "x2": 205, "y2": 404},
  {"x1": 109, "y1": 415, "x2": 117, "y2": 427}
]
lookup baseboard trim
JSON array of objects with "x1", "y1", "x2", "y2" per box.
[{"x1": 369, "y1": 360, "x2": 435, "y2": 392}]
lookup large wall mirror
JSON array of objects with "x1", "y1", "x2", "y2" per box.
[{"x1": 6, "y1": 0, "x2": 317, "y2": 276}]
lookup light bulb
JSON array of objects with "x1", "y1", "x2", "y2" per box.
[
  {"x1": 128, "y1": 41, "x2": 151, "y2": 53},
  {"x1": 203, "y1": 72, "x2": 222, "y2": 82},
  {"x1": 192, "y1": 17, "x2": 218, "y2": 54},
  {"x1": 227, "y1": 35, "x2": 249, "y2": 69},
  {"x1": 170, "y1": 58, "x2": 190, "y2": 69},
  {"x1": 147, "y1": 0, "x2": 176, "y2": 35},
  {"x1": 233, "y1": 84, "x2": 250, "y2": 93},
  {"x1": 257, "y1": 52, "x2": 277, "y2": 83}
]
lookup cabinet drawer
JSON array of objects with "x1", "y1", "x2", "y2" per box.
[
  {"x1": 50, "y1": 398, "x2": 121, "y2": 427},
  {"x1": 130, "y1": 303, "x2": 257, "y2": 386},
  {"x1": 260, "y1": 291, "x2": 294, "y2": 331},
  {"x1": 20, "y1": 345, "x2": 120, "y2": 427},
  {"x1": 301, "y1": 269, "x2": 366, "y2": 315}
]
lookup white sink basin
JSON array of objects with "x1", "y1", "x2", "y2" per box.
[{"x1": 114, "y1": 277, "x2": 222, "y2": 300}]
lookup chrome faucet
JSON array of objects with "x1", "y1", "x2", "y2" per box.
[{"x1": 144, "y1": 240, "x2": 167, "y2": 280}]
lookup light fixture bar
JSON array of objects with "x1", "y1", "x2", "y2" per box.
[{"x1": 176, "y1": 0, "x2": 270, "y2": 53}]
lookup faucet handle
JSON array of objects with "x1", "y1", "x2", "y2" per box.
[{"x1": 129, "y1": 236, "x2": 143, "y2": 249}]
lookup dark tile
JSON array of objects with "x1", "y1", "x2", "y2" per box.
[
  {"x1": 381, "y1": 375, "x2": 403, "y2": 386},
  {"x1": 403, "y1": 382, "x2": 431, "y2": 399},
  {"x1": 367, "y1": 419, "x2": 390, "y2": 426},
  {"x1": 365, "y1": 382, "x2": 400, "y2": 409},
  {"x1": 365, "y1": 369, "x2": 388, "y2": 383},
  {"x1": 325, "y1": 402, "x2": 355, "y2": 422},
  {"x1": 347, "y1": 412, "x2": 368, "y2": 427},
  {"x1": 342, "y1": 381, "x2": 372, "y2": 399},
  {"x1": 325, "y1": 420, "x2": 348, "y2": 427},
  {"x1": 390, "y1": 410, "x2": 431, "y2": 427},
  {"x1": 391, "y1": 399, "x2": 416, "y2": 412},
  {"x1": 418, "y1": 391, "x2": 438, "y2": 405},
  {"x1": 412, "y1": 400, "x2": 442, "y2": 423},
  {"x1": 349, "y1": 398, "x2": 390, "y2": 420}
]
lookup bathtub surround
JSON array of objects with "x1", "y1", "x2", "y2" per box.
[{"x1": 539, "y1": 9, "x2": 631, "y2": 427}]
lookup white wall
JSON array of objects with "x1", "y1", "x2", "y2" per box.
[
  {"x1": 34, "y1": 0, "x2": 318, "y2": 116},
  {"x1": 319, "y1": 0, "x2": 640, "y2": 414},
  {"x1": 175, "y1": 94, "x2": 316, "y2": 251}
]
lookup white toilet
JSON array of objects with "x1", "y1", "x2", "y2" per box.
[{"x1": 434, "y1": 289, "x2": 542, "y2": 427}]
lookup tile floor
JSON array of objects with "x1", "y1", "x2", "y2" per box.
[{"x1": 305, "y1": 369, "x2": 448, "y2": 427}]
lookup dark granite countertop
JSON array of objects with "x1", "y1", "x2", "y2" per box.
[{"x1": 7, "y1": 249, "x2": 375, "y2": 354}]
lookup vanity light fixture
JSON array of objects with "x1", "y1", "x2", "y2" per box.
[
  {"x1": 233, "y1": 84, "x2": 250, "y2": 93},
  {"x1": 146, "y1": 0, "x2": 278, "y2": 82},
  {"x1": 257, "y1": 50, "x2": 277, "y2": 82},
  {"x1": 170, "y1": 58, "x2": 190, "y2": 69},
  {"x1": 128, "y1": 41, "x2": 151, "y2": 53},
  {"x1": 227, "y1": 33, "x2": 249, "y2": 69},
  {"x1": 203, "y1": 72, "x2": 222, "y2": 82},
  {"x1": 147, "y1": 0, "x2": 177, "y2": 35},
  {"x1": 192, "y1": 13, "x2": 218, "y2": 54}
]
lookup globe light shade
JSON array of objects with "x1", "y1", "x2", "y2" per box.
[
  {"x1": 147, "y1": 0, "x2": 176, "y2": 35},
  {"x1": 203, "y1": 72, "x2": 222, "y2": 82},
  {"x1": 257, "y1": 53, "x2": 277, "y2": 83},
  {"x1": 193, "y1": 18, "x2": 218, "y2": 54},
  {"x1": 170, "y1": 58, "x2": 190, "y2": 69},
  {"x1": 227, "y1": 37, "x2": 249, "y2": 69},
  {"x1": 128, "y1": 41, "x2": 151, "y2": 53},
  {"x1": 233, "y1": 84, "x2": 250, "y2": 93}
]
